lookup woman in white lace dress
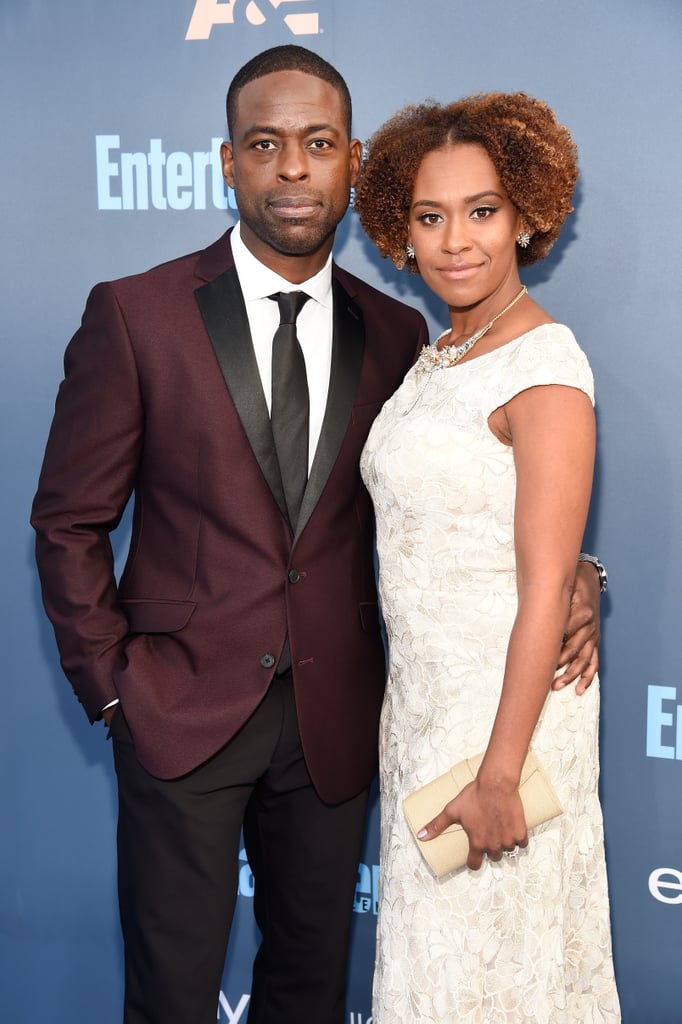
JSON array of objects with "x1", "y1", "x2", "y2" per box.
[{"x1": 354, "y1": 94, "x2": 620, "y2": 1022}]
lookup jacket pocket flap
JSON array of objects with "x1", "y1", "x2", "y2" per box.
[{"x1": 120, "y1": 599, "x2": 196, "y2": 634}]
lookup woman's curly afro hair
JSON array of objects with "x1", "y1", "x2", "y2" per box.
[{"x1": 353, "y1": 92, "x2": 578, "y2": 271}]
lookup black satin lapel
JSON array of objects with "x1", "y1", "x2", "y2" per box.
[
  {"x1": 294, "y1": 279, "x2": 365, "y2": 543},
  {"x1": 194, "y1": 268, "x2": 288, "y2": 520}
]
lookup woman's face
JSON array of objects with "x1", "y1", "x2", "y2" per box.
[{"x1": 408, "y1": 143, "x2": 524, "y2": 311}]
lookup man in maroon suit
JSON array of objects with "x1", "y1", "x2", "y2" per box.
[{"x1": 31, "y1": 45, "x2": 602, "y2": 1024}]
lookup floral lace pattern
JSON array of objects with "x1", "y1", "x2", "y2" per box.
[{"x1": 360, "y1": 325, "x2": 620, "y2": 1023}]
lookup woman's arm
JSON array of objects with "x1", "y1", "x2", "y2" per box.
[{"x1": 417, "y1": 382, "x2": 595, "y2": 869}]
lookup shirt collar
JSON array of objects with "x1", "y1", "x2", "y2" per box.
[{"x1": 231, "y1": 221, "x2": 333, "y2": 309}]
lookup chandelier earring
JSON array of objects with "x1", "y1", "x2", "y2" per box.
[
  {"x1": 517, "y1": 230, "x2": 531, "y2": 249},
  {"x1": 406, "y1": 242, "x2": 415, "y2": 260}
]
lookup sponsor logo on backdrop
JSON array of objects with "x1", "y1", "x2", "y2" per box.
[
  {"x1": 646, "y1": 685, "x2": 682, "y2": 760},
  {"x1": 218, "y1": 992, "x2": 250, "y2": 1022},
  {"x1": 186, "y1": 0, "x2": 321, "y2": 40},
  {"x1": 96, "y1": 135, "x2": 237, "y2": 211},
  {"x1": 238, "y1": 847, "x2": 254, "y2": 897},
  {"x1": 239, "y1": 849, "x2": 380, "y2": 915},
  {"x1": 216, "y1": 995, "x2": 370, "y2": 1023},
  {"x1": 354, "y1": 861, "x2": 380, "y2": 915},
  {"x1": 649, "y1": 867, "x2": 682, "y2": 905}
]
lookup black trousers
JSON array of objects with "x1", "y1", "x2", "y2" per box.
[{"x1": 111, "y1": 673, "x2": 369, "y2": 1024}]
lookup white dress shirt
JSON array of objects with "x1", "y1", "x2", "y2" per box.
[{"x1": 230, "y1": 221, "x2": 334, "y2": 473}]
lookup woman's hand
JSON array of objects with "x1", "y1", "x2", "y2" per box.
[{"x1": 417, "y1": 777, "x2": 529, "y2": 871}]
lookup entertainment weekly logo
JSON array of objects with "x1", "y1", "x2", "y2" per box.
[
  {"x1": 644, "y1": 686, "x2": 681, "y2": 907},
  {"x1": 95, "y1": 135, "x2": 236, "y2": 211},
  {"x1": 186, "y1": 0, "x2": 322, "y2": 39},
  {"x1": 646, "y1": 685, "x2": 682, "y2": 760},
  {"x1": 649, "y1": 867, "x2": 682, "y2": 906}
]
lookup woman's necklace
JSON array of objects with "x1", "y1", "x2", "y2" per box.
[{"x1": 414, "y1": 284, "x2": 527, "y2": 378}]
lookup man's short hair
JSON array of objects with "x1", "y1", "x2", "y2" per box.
[{"x1": 227, "y1": 45, "x2": 353, "y2": 139}]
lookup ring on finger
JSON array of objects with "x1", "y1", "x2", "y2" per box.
[{"x1": 502, "y1": 845, "x2": 520, "y2": 859}]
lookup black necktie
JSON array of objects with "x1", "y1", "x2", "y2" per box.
[{"x1": 269, "y1": 291, "x2": 310, "y2": 530}]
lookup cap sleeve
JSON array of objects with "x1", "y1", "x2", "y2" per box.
[{"x1": 492, "y1": 323, "x2": 594, "y2": 410}]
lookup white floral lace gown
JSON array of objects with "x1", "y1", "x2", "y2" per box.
[{"x1": 360, "y1": 324, "x2": 620, "y2": 1023}]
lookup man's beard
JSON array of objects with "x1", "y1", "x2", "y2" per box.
[{"x1": 239, "y1": 188, "x2": 350, "y2": 258}]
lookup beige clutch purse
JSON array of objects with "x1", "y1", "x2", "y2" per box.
[{"x1": 402, "y1": 748, "x2": 563, "y2": 877}]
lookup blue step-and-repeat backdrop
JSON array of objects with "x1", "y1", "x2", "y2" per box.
[{"x1": 2, "y1": 1, "x2": 681, "y2": 1021}]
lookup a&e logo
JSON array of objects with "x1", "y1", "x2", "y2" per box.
[{"x1": 186, "y1": 0, "x2": 321, "y2": 40}]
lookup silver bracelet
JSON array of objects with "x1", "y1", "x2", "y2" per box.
[{"x1": 578, "y1": 552, "x2": 608, "y2": 593}]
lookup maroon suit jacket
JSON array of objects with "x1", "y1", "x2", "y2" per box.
[{"x1": 31, "y1": 229, "x2": 427, "y2": 803}]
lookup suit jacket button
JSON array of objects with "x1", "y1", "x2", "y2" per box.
[
  {"x1": 260, "y1": 653, "x2": 276, "y2": 669},
  {"x1": 288, "y1": 569, "x2": 300, "y2": 584}
]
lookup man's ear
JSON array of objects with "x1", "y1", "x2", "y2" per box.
[
  {"x1": 221, "y1": 141, "x2": 234, "y2": 188},
  {"x1": 349, "y1": 138, "x2": 363, "y2": 187}
]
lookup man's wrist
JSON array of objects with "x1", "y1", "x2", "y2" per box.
[{"x1": 578, "y1": 552, "x2": 608, "y2": 593}]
